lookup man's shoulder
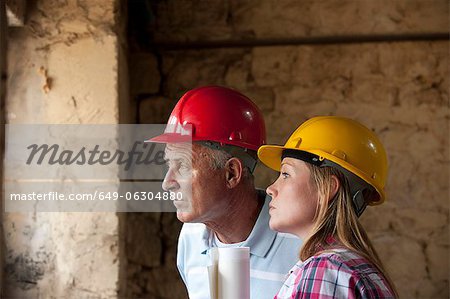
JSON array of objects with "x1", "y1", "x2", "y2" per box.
[
  {"x1": 177, "y1": 223, "x2": 211, "y2": 258},
  {"x1": 179, "y1": 223, "x2": 208, "y2": 239},
  {"x1": 180, "y1": 222, "x2": 207, "y2": 232}
]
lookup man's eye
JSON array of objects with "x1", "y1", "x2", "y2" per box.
[
  {"x1": 179, "y1": 162, "x2": 191, "y2": 171},
  {"x1": 164, "y1": 160, "x2": 178, "y2": 170}
]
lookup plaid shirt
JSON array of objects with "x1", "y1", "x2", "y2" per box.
[{"x1": 274, "y1": 247, "x2": 395, "y2": 299}]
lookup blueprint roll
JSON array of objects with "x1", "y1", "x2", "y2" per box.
[{"x1": 217, "y1": 247, "x2": 250, "y2": 299}]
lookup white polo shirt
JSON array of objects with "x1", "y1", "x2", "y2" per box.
[{"x1": 176, "y1": 191, "x2": 303, "y2": 299}]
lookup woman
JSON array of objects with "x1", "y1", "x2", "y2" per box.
[{"x1": 258, "y1": 116, "x2": 397, "y2": 298}]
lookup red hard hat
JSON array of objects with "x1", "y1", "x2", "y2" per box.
[{"x1": 147, "y1": 86, "x2": 266, "y2": 151}]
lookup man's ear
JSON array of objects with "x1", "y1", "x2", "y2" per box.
[
  {"x1": 329, "y1": 175, "x2": 340, "y2": 201},
  {"x1": 225, "y1": 157, "x2": 243, "y2": 188}
]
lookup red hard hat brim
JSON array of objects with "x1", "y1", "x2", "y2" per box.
[
  {"x1": 146, "y1": 133, "x2": 260, "y2": 152},
  {"x1": 145, "y1": 133, "x2": 192, "y2": 144}
]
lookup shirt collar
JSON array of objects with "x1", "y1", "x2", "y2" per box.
[
  {"x1": 200, "y1": 190, "x2": 277, "y2": 257},
  {"x1": 315, "y1": 235, "x2": 341, "y2": 252}
]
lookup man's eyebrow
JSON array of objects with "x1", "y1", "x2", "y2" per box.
[
  {"x1": 164, "y1": 156, "x2": 184, "y2": 163},
  {"x1": 164, "y1": 150, "x2": 192, "y2": 164},
  {"x1": 163, "y1": 151, "x2": 174, "y2": 159},
  {"x1": 164, "y1": 156, "x2": 177, "y2": 162}
]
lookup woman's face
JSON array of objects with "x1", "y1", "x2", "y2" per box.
[{"x1": 266, "y1": 158, "x2": 319, "y2": 238}]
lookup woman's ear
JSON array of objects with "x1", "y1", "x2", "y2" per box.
[
  {"x1": 329, "y1": 175, "x2": 340, "y2": 201},
  {"x1": 225, "y1": 157, "x2": 243, "y2": 188}
]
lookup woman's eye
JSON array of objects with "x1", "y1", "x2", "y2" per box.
[{"x1": 281, "y1": 172, "x2": 290, "y2": 179}]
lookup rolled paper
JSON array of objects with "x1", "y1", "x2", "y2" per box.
[
  {"x1": 208, "y1": 248, "x2": 219, "y2": 299},
  {"x1": 217, "y1": 247, "x2": 250, "y2": 299}
]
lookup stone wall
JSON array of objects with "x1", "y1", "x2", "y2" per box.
[
  {"x1": 1, "y1": 1, "x2": 7, "y2": 295},
  {"x1": 4, "y1": 0, "x2": 125, "y2": 298},
  {"x1": 130, "y1": 1, "x2": 449, "y2": 298}
]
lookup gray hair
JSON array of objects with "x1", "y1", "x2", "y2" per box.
[{"x1": 199, "y1": 145, "x2": 254, "y2": 182}]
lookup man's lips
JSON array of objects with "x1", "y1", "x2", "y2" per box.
[
  {"x1": 173, "y1": 199, "x2": 187, "y2": 206},
  {"x1": 173, "y1": 199, "x2": 191, "y2": 211}
]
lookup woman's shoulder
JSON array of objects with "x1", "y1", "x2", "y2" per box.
[
  {"x1": 303, "y1": 248, "x2": 380, "y2": 276},
  {"x1": 298, "y1": 249, "x2": 394, "y2": 298}
]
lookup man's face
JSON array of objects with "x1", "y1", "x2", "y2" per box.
[{"x1": 162, "y1": 143, "x2": 229, "y2": 223}]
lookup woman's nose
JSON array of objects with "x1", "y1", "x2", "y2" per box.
[
  {"x1": 266, "y1": 182, "x2": 276, "y2": 198},
  {"x1": 162, "y1": 168, "x2": 180, "y2": 192}
]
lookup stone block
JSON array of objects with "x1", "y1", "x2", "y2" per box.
[
  {"x1": 130, "y1": 53, "x2": 160, "y2": 96},
  {"x1": 390, "y1": 209, "x2": 447, "y2": 240},
  {"x1": 371, "y1": 234, "x2": 427, "y2": 298},
  {"x1": 251, "y1": 46, "x2": 299, "y2": 87},
  {"x1": 224, "y1": 54, "x2": 252, "y2": 90},
  {"x1": 426, "y1": 243, "x2": 449, "y2": 282},
  {"x1": 240, "y1": 87, "x2": 275, "y2": 112},
  {"x1": 45, "y1": 37, "x2": 119, "y2": 123},
  {"x1": 5, "y1": 0, "x2": 26, "y2": 26},
  {"x1": 139, "y1": 96, "x2": 175, "y2": 124},
  {"x1": 126, "y1": 213, "x2": 162, "y2": 268},
  {"x1": 144, "y1": 261, "x2": 187, "y2": 298},
  {"x1": 162, "y1": 49, "x2": 249, "y2": 99},
  {"x1": 26, "y1": 0, "x2": 116, "y2": 47},
  {"x1": 152, "y1": 0, "x2": 232, "y2": 42}
]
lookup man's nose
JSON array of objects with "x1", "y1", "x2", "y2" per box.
[{"x1": 162, "y1": 168, "x2": 180, "y2": 192}]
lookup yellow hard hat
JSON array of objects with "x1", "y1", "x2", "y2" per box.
[{"x1": 258, "y1": 116, "x2": 388, "y2": 205}]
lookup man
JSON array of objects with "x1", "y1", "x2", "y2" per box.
[{"x1": 147, "y1": 86, "x2": 302, "y2": 299}]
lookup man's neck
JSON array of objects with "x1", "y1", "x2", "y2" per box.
[{"x1": 204, "y1": 189, "x2": 263, "y2": 244}]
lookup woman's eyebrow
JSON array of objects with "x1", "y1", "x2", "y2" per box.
[{"x1": 281, "y1": 161, "x2": 295, "y2": 168}]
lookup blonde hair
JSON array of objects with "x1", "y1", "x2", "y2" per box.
[{"x1": 301, "y1": 164, "x2": 398, "y2": 297}]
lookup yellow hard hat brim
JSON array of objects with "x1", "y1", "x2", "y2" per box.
[{"x1": 258, "y1": 145, "x2": 287, "y2": 172}]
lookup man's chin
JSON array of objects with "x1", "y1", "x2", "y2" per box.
[{"x1": 176, "y1": 210, "x2": 195, "y2": 223}]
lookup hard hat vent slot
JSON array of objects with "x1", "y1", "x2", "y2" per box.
[
  {"x1": 332, "y1": 149, "x2": 347, "y2": 161},
  {"x1": 229, "y1": 131, "x2": 243, "y2": 141}
]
